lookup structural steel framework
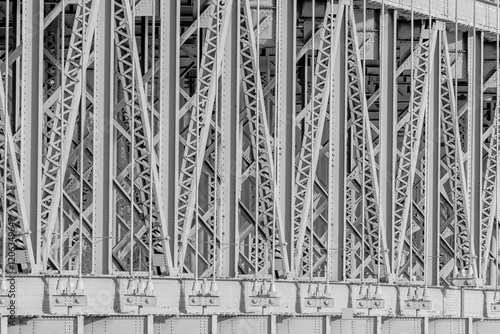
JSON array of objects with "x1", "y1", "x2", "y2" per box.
[{"x1": 3, "y1": 0, "x2": 500, "y2": 333}]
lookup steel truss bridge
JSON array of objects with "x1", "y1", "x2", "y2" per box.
[{"x1": 1, "y1": 0, "x2": 500, "y2": 333}]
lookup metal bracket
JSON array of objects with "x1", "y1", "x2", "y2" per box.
[
  {"x1": 123, "y1": 294, "x2": 157, "y2": 307},
  {"x1": 249, "y1": 296, "x2": 280, "y2": 307},
  {"x1": 490, "y1": 303, "x2": 500, "y2": 312},
  {"x1": 188, "y1": 295, "x2": 221, "y2": 307},
  {"x1": 305, "y1": 297, "x2": 333, "y2": 308},
  {"x1": 451, "y1": 277, "x2": 483, "y2": 288},
  {"x1": 52, "y1": 295, "x2": 87, "y2": 307},
  {"x1": 404, "y1": 299, "x2": 432, "y2": 310},
  {"x1": 356, "y1": 299, "x2": 385, "y2": 309}
]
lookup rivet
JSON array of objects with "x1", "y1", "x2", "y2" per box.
[
  {"x1": 145, "y1": 298, "x2": 150, "y2": 304},
  {"x1": 359, "y1": 301, "x2": 364, "y2": 307},
  {"x1": 269, "y1": 299, "x2": 274, "y2": 305},
  {"x1": 323, "y1": 300, "x2": 330, "y2": 306},
  {"x1": 307, "y1": 300, "x2": 313, "y2": 306},
  {"x1": 374, "y1": 301, "x2": 380, "y2": 307},
  {"x1": 252, "y1": 298, "x2": 258, "y2": 304},
  {"x1": 191, "y1": 298, "x2": 197, "y2": 304},
  {"x1": 209, "y1": 298, "x2": 214, "y2": 304},
  {"x1": 55, "y1": 298, "x2": 61, "y2": 304},
  {"x1": 74, "y1": 298, "x2": 81, "y2": 304},
  {"x1": 407, "y1": 302, "x2": 412, "y2": 307},
  {"x1": 127, "y1": 297, "x2": 133, "y2": 303}
]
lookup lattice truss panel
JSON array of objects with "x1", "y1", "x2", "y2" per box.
[
  {"x1": 392, "y1": 21, "x2": 435, "y2": 283},
  {"x1": 342, "y1": 5, "x2": 391, "y2": 281},
  {"x1": 236, "y1": 0, "x2": 290, "y2": 277},
  {"x1": 112, "y1": 0, "x2": 172, "y2": 275},
  {"x1": 437, "y1": 29, "x2": 474, "y2": 284},
  {"x1": 292, "y1": 1, "x2": 337, "y2": 279},
  {"x1": 481, "y1": 39, "x2": 500, "y2": 286},
  {"x1": 0, "y1": 0, "x2": 34, "y2": 273},
  {"x1": 40, "y1": 0, "x2": 97, "y2": 272},
  {"x1": 175, "y1": 0, "x2": 232, "y2": 277},
  {"x1": 390, "y1": 22, "x2": 482, "y2": 285}
]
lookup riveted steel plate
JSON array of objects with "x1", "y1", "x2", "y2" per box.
[
  {"x1": 403, "y1": 300, "x2": 432, "y2": 310},
  {"x1": 218, "y1": 316, "x2": 269, "y2": 334},
  {"x1": 188, "y1": 295, "x2": 221, "y2": 306},
  {"x1": 84, "y1": 316, "x2": 145, "y2": 334},
  {"x1": 248, "y1": 296, "x2": 280, "y2": 307},
  {"x1": 276, "y1": 316, "x2": 325, "y2": 334},
  {"x1": 355, "y1": 299, "x2": 385, "y2": 309},
  {"x1": 8, "y1": 317, "x2": 75, "y2": 334},
  {"x1": 51, "y1": 295, "x2": 87, "y2": 307},
  {"x1": 123, "y1": 294, "x2": 157, "y2": 307},
  {"x1": 304, "y1": 297, "x2": 333, "y2": 308},
  {"x1": 154, "y1": 316, "x2": 210, "y2": 334},
  {"x1": 472, "y1": 320, "x2": 500, "y2": 334},
  {"x1": 429, "y1": 318, "x2": 466, "y2": 334},
  {"x1": 331, "y1": 317, "x2": 376, "y2": 334},
  {"x1": 381, "y1": 317, "x2": 423, "y2": 334}
]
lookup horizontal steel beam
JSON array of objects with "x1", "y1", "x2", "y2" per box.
[
  {"x1": 4, "y1": 276, "x2": 500, "y2": 319},
  {"x1": 369, "y1": 0, "x2": 500, "y2": 34},
  {"x1": 3, "y1": 313, "x2": 499, "y2": 334}
]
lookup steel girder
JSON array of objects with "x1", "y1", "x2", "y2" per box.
[{"x1": 0, "y1": 0, "x2": 499, "y2": 294}]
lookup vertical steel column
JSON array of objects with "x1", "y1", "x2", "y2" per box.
[
  {"x1": 330, "y1": 3, "x2": 346, "y2": 282},
  {"x1": 219, "y1": 1, "x2": 237, "y2": 277},
  {"x1": 21, "y1": 0, "x2": 42, "y2": 270},
  {"x1": 425, "y1": 22, "x2": 441, "y2": 286},
  {"x1": 160, "y1": 0, "x2": 179, "y2": 276},
  {"x1": 93, "y1": 0, "x2": 113, "y2": 275},
  {"x1": 469, "y1": 30, "x2": 483, "y2": 279},
  {"x1": 379, "y1": 7, "x2": 396, "y2": 280},
  {"x1": 275, "y1": 0, "x2": 295, "y2": 278}
]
